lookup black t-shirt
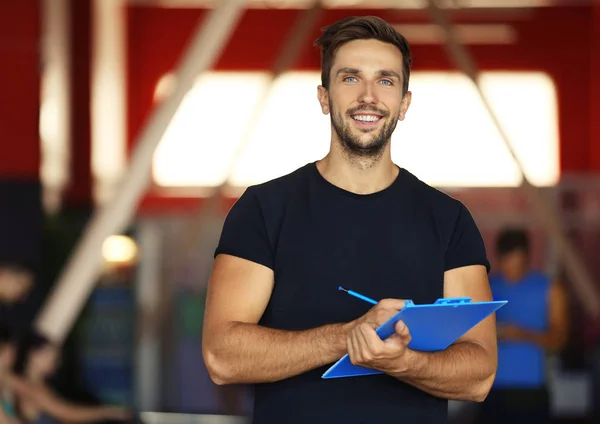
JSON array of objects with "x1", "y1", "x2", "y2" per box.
[{"x1": 214, "y1": 162, "x2": 489, "y2": 424}]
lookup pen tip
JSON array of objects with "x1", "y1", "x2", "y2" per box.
[{"x1": 338, "y1": 286, "x2": 347, "y2": 292}]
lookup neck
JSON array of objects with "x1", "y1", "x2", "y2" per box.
[{"x1": 318, "y1": 141, "x2": 398, "y2": 195}]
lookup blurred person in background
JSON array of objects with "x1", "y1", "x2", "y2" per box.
[
  {"x1": 478, "y1": 228, "x2": 569, "y2": 423},
  {"x1": 0, "y1": 260, "x2": 33, "y2": 305},
  {"x1": 0, "y1": 323, "x2": 18, "y2": 423},
  {"x1": 7, "y1": 330, "x2": 130, "y2": 424},
  {"x1": 0, "y1": 260, "x2": 35, "y2": 335}
]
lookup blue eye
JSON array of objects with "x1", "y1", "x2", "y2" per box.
[
  {"x1": 380, "y1": 79, "x2": 393, "y2": 86},
  {"x1": 343, "y1": 76, "x2": 357, "y2": 83}
]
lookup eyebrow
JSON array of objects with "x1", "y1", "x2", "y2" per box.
[{"x1": 336, "y1": 67, "x2": 401, "y2": 80}]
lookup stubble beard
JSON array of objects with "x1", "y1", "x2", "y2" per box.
[{"x1": 330, "y1": 101, "x2": 398, "y2": 168}]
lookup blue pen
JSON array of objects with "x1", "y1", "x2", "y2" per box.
[{"x1": 338, "y1": 286, "x2": 378, "y2": 305}]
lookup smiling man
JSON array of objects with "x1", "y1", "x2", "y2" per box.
[{"x1": 202, "y1": 16, "x2": 497, "y2": 424}]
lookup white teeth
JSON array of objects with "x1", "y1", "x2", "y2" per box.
[{"x1": 352, "y1": 115, "x2": 380, "y2": 122}]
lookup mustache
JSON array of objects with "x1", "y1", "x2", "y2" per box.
[{"x1": 346, "y1": 106, "x2": 388, "y2": 117}]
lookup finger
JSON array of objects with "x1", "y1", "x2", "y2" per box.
[
  {"x1": 347, "y1": 332, "x2": 358, "y2": 364},
  {"x1": 360, "y1": 323, "x2": 387, "y2": 357},
  {"x1": 356, "y1": 323, "x2": 373, "y2": 355},
  {"x1": 383, "y1": 333, "x2": 407, "y2": 353},
  {"x1": 378, "y1": 298, "x2": 406, "y2": 311},
  {"x1": 372, "y1": 301, "x2": 406, "y2": 327},
  {"x1": 351, "y1": 327, "x2": 365, "y2": 364}
]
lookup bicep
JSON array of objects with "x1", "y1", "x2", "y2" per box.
[
  {"x1": 203, "y1": 254, "x2": 274, "y2": 336},
  {"x1": 444, "y1": 265, "x2": 497, "y2": 352}
]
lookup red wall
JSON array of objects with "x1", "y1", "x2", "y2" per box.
[
  {"x1": 590, "y1": 2, "x2": 600, "y2": 172},
  {"x1": 0, "y1": 1, "x2": 40, "y2": 178},
  {"x1": 0, "y1": 0, "x2": 94, "y2": 207},
  {"x1": 0, "y1": 1, "x2": 44, "y2": 272},
  {"x1": 0, "y1": 5, "x2": 597, "y2": 208},
  {"x1": 126, "y1": 6, "x2": 599, "y2": 211}
]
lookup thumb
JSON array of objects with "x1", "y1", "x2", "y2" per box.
[
  {"x1": 395, "y1": 320, "x2": 410, "y2": 339},
  {"x1": 384, "y1": 333, "x2": 404, "y2": 346}
]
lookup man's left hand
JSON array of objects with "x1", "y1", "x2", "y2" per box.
[{"x1": 347, "y1": 320, "x2": 413, "y2": 375}]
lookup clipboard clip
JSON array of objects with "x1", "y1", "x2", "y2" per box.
[{"x1": 434, "y1": 297, "x2": 472, "y2": 305}]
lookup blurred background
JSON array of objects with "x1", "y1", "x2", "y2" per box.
[{"x1": 0, "y1": 0, "x2": 599, "y2": 423}]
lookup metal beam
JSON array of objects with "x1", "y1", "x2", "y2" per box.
[
  {"x1": 224, "y1": 0, "x2": 324, "y2": 184},
  {"x1": 35, "y1": 0, "x2": 247, "y2": 343},
  {"x1": 166, "y1": 1, "x2": 324, "y2": 285},
  {"x1": 426, "y1": 0, "x2": 600, "y2": 319},
  {"x1": 40, "y1": 0, "x2": 71, "y2": 213},
  {"x1": 92, "y1": 0, "x2": 127, "y2": 205},
  {"x1": 141, "y1": 5, "x2": 324, "y2": 411}
]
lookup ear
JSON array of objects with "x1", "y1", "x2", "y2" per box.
[
  {"x1": 317, "y1": 85, "x2": 330, "y2": 115},
  {"x1": 398, "y1": 91, "x2": 412, "y2": 121}
]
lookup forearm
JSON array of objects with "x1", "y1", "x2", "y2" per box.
[
  {"x1": 204, "y1": 321, "x2": 350, "y2": 385},
  {"x1": 49, "y1": 406, "x2": 114, "y2": 423},
  {"x1": 8, "y1": 377, "x2": 118, "y2": 423},
  {"x1": 518, "y1": 329, "x2": 565, "y2": 351},
  {"x1": 393, "y1": 341, "x2": 496, "y2": 402},
  {"x1": 35, "y1": 396, "x2": 119, "y2": 423}
]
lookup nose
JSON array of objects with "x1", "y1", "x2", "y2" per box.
[{"x1": 357, "y1": 81, "x2": 378, "y2": 104}]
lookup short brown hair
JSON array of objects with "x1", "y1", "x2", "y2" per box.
[{"x1": 314, "y1": 16, "x2": 412, "y2": 96}]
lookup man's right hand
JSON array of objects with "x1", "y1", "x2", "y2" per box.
[{"x1": 350, "y1": 299, "x2": 406, "y2": 331}]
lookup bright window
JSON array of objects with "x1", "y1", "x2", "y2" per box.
[
  {"x1": 152, "y1": 72, "x2": 271, "y2": 187},
  {"x1": 153, "y1": 71, "x2": 558, "y2": 189}
]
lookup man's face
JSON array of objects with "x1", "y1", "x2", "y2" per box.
[{"x1": 317, "y1": 39, "x2": 411, "y2": 158}]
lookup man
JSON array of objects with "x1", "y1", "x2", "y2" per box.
[
  {"x1": 478, "y1": 228, "x2": 568, "y2": 423},
  {"x1": 202, "y1": 16, "x2": 497, "y2": 423}
]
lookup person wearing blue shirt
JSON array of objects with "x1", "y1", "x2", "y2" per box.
[{"x1": 478, "y1": 228, "x2": 569, "y2": 423}]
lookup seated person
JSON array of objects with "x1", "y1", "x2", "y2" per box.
[{"x1": 8, "y1": 329, "x2": 130, "y2": 423}]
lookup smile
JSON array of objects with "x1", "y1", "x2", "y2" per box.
[{"x1": 351, "y1": 114, "x2": 382, "y2": 124}]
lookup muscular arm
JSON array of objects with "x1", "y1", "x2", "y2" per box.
[
  {"x1": 394, "y1": 265, "x2": 497, "y2": 402},
  {"x1": 202, "y1": 254, "x2": 350, "y2": 385}
]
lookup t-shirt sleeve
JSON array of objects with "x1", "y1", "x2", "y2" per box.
[
  {"x1": 444, "y1": 203, "x2": 490, "y2": 273},
  {"x1": 214, "y1": 187, "x2": 274, "y2": 270}
]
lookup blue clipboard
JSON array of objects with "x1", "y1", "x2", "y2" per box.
[{"x1": 322, "y1": 297, "x2": 507, "y2": 379}]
